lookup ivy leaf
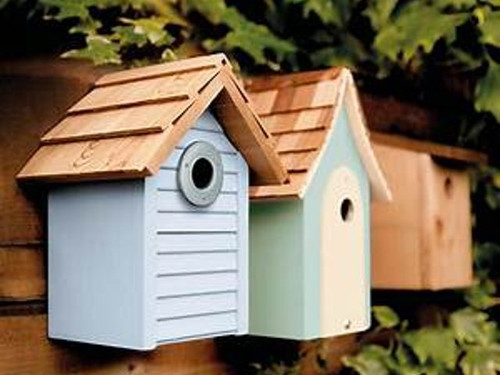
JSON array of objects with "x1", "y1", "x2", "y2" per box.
[
  {"x1": 342, "y1": 345, "x2": 394, "y2": 375},
  {"x1": 374, "y1": 2, "x2": 468, "y2": 62},
  {"x1": 373, "y1": 306, "x2": 400, "y2": 329},
  {"x1": 363, "y1": 0, "x2": 398, "y2": 30},
  {"x1": 209, "y1": 7, "x2": 296, "y2": 67},
  {"x1": 61, "y1": 35, "x2": 121, "y2": 65},
  {"x1": 180, "y1": 0, "x2": 226, "y2": 23},
  {"x1": 479, "y1": 11, "x2": 500, "y2": 47},
  {"x1": 433, "y1": 0, "x2": 476, "y2": 10},
  {"x1": 112, "y1": 25, "x2": 148, "y2": 47},
  {"x1": 460, "y1": 345, "x2": 500, "y2": 375},
  {"x1": 121, "y1": 17, "x2": 174, "y2": 46},
  {"x1": 40, "y1": 0, "x2": 94, "y2": 20},
  {"x1": 403, "y1": 328, "x2": 459, "y2": 370},
  {"x1": 450, "y1": 308, "x2": 497, "y2": 346},
  {"x1": 285, "y1": 0, "x2": 349, "y2": 26},
  {"x1": 464, "y1": 277, "x2": 498, "y2": 310},
  {"x1": 475, "y1": 61, "x2": 500, "y2": 122}
]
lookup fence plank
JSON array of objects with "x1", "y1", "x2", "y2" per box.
[{"x1": 0, "y1": 314, "x2": 232, "y2": 375}]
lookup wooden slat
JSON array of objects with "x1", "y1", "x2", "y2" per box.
[
  {"x1": 279, "y1": 150, "x2": 319, "y2": 172},
  {"x1": 372, "y1": 131, "x2": 487, "y2": 164},
  {"x1": 17, "y1": 132, "x2": 166, "y2": 181},
  {"x1": 247, "y1": 90, "x2": 278, "y2": 115},
  {"x1": 69, "y1": 73, "x2": 193, "y2": 114},
  {"x1": 275, "y1": 129, "x2": 326, "y2": 153},
  {"x1": 95, "y1": 54, "x2": 227, "y2": 87},
  {"x1": 0, "y1": 314, "x2": 232, "y2": 375},
  {"x1": 42, "y1": 99, "x2": 193, "y2": 143},
  {"x1": 0, "y1": 246, "x2": 45, "y2": 301},
  {"x1": 263, "y1": 109, "x2": 331, "y2": 137},
  {"x1": 244, "y1": 67, "x2": 342, "y2": 92}
]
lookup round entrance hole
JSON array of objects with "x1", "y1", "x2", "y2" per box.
[
  {"x1": 191, "y1": 157, "x2": 214, "y2": 189},
  {"x1": 340, "y1": 198, "x2": 354, "y2": 222}
]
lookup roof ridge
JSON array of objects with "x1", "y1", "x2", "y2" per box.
[{"x1": 95, "y1": 53, "x2": 229, "y2": 88}]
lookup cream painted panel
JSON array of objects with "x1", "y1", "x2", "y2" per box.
[{"x1": 320, "y1": 166, "x2": 368, "y2": 336}]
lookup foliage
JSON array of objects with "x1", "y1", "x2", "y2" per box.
[
  {"x1": 36, "y1": 0, "x2": 296, "y2": 69},
  {"x1": 343, "y1": 306, "x2": 500, "y2": 375},
  {"x1": 21, "y1": 0, "x2": 499, "y2": 128}
]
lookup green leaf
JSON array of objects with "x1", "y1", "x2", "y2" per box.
[
  {"x1": 210, "y1": 7, "x2": 296, "y2": 67},
  {"x1": 286, "y1": 0, "x2": 349, "y2": 26},
  {"x1": 475, "y1": 61, "x2": 500, "y2": 122},
  {"x1": 121, "y1": 17, "x2": 174, "y2": 46},
  {"x1": 342, "y1": 345, "x2": 393, "y2": 375},
  {"x1": 180, "y1": 0, "x2": 227, "y2": 23},
  {"x1": 61, "y1": 35, "x2": 121, "y2": 65},
  {"x1": 464, "y1": 277, "x2": 498, "y2": 310},
  {"x1": 374, "y1": 2, "x2": 468, "y2": 62},
  {"x1": 372, "y1": 306, "x2": 400, "y2": 329},
  {"x1": 403, "y1": 328, "x2": 459, "y2": 370},
  {"x1": 479, "y1": 11, "x2": 500, "y2": 47},
  {"x1": 40, "y1": 0, "x2": 93, "y2": 20},
  {"x1": 450, "y1": 308, "x2": 497, "y2": 346},
  {"x1": 363, "y1": 0, "x2": 398, "y2": 30},
  {"x1": 433, "y1": 0, "x2": 476, "y2": 10},
  {"x1": 112, "y1": 25, "x2": 148, "y2": 47},
  {"x1": 460, "y1": 344, "x2": 500, "y2": 375}
]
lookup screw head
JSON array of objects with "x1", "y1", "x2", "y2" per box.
[{"x1": 343, "y1": 319, "x2": 352, "y2": 330}]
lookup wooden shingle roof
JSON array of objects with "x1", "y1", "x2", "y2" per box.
[
  {"x1": 17, "y1": 54, "x2": 288, "y2": 186},
  {"x1": 245, "y1": 68, "x2": 391, "y2": 201}
]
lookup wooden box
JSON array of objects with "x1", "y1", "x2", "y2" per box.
[{"x1": 371, "y1": 134, "x2": 484, "y2": 290}]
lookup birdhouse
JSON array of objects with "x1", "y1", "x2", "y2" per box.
[
  {"x1": 245, "y1": 69, "x2": 392, "y2": 340},
  {"x1": 370, "y1": 133, "x2": 485, "y2": 290},
  {"x1": 16, "y1": 54, "x2": 287, "y2": 350}
]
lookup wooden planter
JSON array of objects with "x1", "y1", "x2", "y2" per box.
[{"x1": 370, "y1": 133, "x2": 486, "y2": 290}]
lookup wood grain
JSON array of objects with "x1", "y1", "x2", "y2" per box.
[
  {"x1": 0, "y1": 314, "x2": 233, "y2": 375},
  {"x1": 42, "y1": 99, "x2": 192, "y2": 143},
  {"x1": 18, "y1": 55, "x2": 287, "y2": 186},
  {"x1": 0, "y1": 246, "x2": 45, "y2": 301},
  {"x1": 371, "y1": 143, "x2": 473, "y2": 290},
  {"x1": 372, "y1": 132, "x2": 487, "y2": 164},
  {"x1": 0, "y1": 65, "x2": 98, "y2": 244},
  {"x1": 95, "y1": 54, "x2": 227, "y2": 87}
]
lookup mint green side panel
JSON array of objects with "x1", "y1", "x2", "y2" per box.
[
  {"x1": 303, "y1": 107, "x2": 371, "y2": 337},
  {"x1": 249, "y1": 200, "x2": 305, "y2": 338}
]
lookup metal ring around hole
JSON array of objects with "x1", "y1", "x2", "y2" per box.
[{"x1": 178, "y1": 141, "x2": 223, "y2": 207}]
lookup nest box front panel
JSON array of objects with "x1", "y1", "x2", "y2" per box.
[
  {"x1": 303, "y1": 107, "x2": 370, "y2": 338},
  {"x1": 320, "y1": 167, "x2": 367, "y2": 336},
  {"x1": 149, "y1": 111, "x2": 249, "y2": 344}
]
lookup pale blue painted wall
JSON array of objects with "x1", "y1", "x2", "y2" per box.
[
  {"x1": 303, "y1": 107, "x2": 370, "y2": 337},
  {"x1": 48, "y1": 110, "x2": 249, "y2": 350},
  {"x1": 48, "y1": 180, "x2": 151, "y2": 349}
]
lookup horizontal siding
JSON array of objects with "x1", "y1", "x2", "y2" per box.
[
  {"x1": 157, "y1": 252, "x2": 237, "y2": 275},
  {"x1": 156, "y1": 291, "x2": 237, "y2": 319},
  {"x1": 156, "y1": 311, "x2": 238, "y2": 342},
  {"x1": 156, "y1": 271, "x2": 238, "y2": 297},
  {"x1": 156, "y1": 212, "x2": 237, "y2": 233},
  {"x1": 156, "y1": 233, "x2": 238, "y2": 253},
  {"x1": 152, "y1": 112, "x2": 244, "y2": 343},
  {"x1": 155, "y1": 169, "x2": 238, "y2": 193},
  {"x1": 156, "y1": 190, "x2": 237, "y2": 213}
]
